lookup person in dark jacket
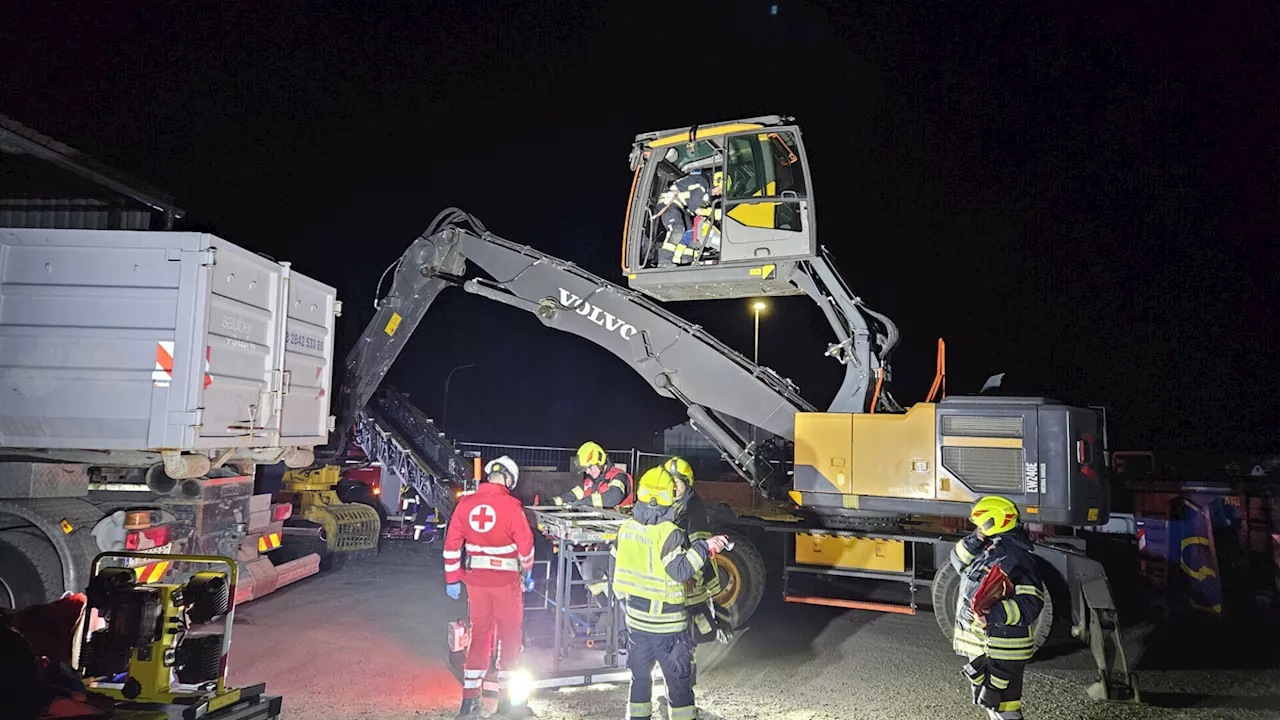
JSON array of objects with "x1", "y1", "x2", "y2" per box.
[
  {"x1": 950, "y1": 496, "x2": 1046, "y2": 720},
  {"x1": 663, "y1": 457, "x2": 730, "y2": 643}
]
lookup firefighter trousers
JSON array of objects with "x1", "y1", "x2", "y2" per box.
[
  {"x1": 626, "y1": 628, "x2": 697, "y2": 720},
  {"x1": 463, "y1": 580, "x2": 523, "y2": 699},
  {"x1": 963, "y1": 655, "x2": 1026, "y2": 719}
]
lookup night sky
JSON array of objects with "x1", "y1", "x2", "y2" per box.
[{"x1": 4, "y1": 2, "x2": 1276, "y2": 454}]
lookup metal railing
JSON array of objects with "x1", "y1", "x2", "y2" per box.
[{"x1": 456, "y1": 442, "x2": 637, "y2": 474}]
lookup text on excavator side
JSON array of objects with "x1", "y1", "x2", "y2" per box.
[{"x1": 557, "y1": 288, "x2": 638, "y2": 341}]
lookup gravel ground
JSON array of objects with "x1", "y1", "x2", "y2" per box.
[{"x1": 228, "y1": 542, "x2": 1280, "y2": 720}]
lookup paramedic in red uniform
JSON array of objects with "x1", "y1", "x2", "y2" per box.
[{"x1": 444, "y1": 455, "x2": 536, "y2": 718}]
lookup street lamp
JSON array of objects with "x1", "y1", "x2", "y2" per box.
[
  {"x1": 441, "y1": 363, "x2": 475, "y2": 432},
  {"x1": 751, "y1": 300, "x2": 768, "y2": 364}
]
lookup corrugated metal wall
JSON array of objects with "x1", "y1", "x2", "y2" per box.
[{"x1": 0, "y1": 198, "x2": 152, "y2": 230}]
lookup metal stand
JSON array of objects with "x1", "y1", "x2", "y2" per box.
[{"x1": 522, "y1": 506, "x2": 631, "y2": 689}]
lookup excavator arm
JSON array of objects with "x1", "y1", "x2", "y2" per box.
[{"x1": 320, "y1": 208, "x2": 816, "y2": 496}]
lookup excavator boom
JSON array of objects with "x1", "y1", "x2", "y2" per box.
[{"x1": 321, "y1": 209, "x2": 815, "y2": 494}]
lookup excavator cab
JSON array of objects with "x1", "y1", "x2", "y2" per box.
[{"x1": 623, "y1": 115, "x2": 819, "y2": 302}]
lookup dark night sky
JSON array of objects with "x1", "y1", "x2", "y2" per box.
[{"x1": 4, "y1": 2, "x2": 1276, "y2": 453}]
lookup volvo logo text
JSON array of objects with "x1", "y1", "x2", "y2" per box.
[{"x1": 558, "y1": 288, "x2": 638, "y2": 340}]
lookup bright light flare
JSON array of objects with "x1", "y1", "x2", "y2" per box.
[
  {"x1": 508, "y1": 670, "x2": 534, "y2": 705},
  {"x1": 752, "y1": 300, "x2": 767, "y2": 311}
]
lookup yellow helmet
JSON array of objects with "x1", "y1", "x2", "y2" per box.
[
  {"x1": 576, "y1": 441, "x2": 607, "y2": 469},
  {"x1": 712, "y1": 170, "x2": 731, "y2": 191},
  {"x1": 970, "y1": 496, "x2": 1019, "y2": 536},
  {"x1": 663, "y1": 457, "x2": 694, "y2": 486},
  {"x1": 636, "y1": 467, "x2": 677, "y2": 507}
]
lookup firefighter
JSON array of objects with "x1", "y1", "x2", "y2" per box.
[
  {"x1": 612, "y1": 466, "x2": 730, "y2": 720},
  {"x1": 444, "y1": 455, "x2": 536, "y2": 718},
  {"x1": 552, "y1": 441, "x2": 635, "y2": 600},
  {"x1": 655, "y1": 171, "x2": 726, "y2": 266},
  {"x1": 950, "y1": 496, "x2": 1047, "y2": 720},
  {"x1": 664, "y1": 457, "x2": 731, "y2": 646}
]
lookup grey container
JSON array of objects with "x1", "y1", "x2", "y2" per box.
[{"x1": 0, "y1": 228, "x2": 337, "y2": 466}]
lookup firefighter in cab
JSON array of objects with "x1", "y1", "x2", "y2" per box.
[
  {"x1": 611, "y1": 466, "x2": 730, "y2": 720},
  {"x1": 950, "y1": 496, "x2": 1047, "y2": 720},
  {"x1": 443, "y1": 455, "x2": 536, "y2": 718},
  {"x1": 552, "y1": 441, "x2": 635, "y2": 602}
]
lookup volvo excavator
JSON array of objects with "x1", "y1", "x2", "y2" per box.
[{"x1": 317, "y1": 115, "x2": 1135, "y2": 702}]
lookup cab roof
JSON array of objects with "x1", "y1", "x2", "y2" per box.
[{"x1": 634, "y1": 115, "x2": 793, "y2": 149}]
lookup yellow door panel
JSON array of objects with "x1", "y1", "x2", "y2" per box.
[
  {"x1": 849, "y1": 403, "x2": 938, "y2": 499},
  {"x1": 795, "y1": 534, "x2": 906, "y2": 573}
]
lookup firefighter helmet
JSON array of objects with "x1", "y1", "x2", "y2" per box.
[
  {"x1": 485, "y1": 455, "x2": 520, "y2": 489},
  {"x1": 970, "y1": 496, "x2": 1019, "y2": 536},
  {"x1": 664, "y1": 457, "x2": 694, "y2": 486},
  {"x1": 636, "y1": 467, "x2": 677, "y2": 507},
  {"x1": 576, "y1": 441, "x2": 607, "y2": 469}
]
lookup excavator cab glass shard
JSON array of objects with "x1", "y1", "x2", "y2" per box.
[{"x1": 624, "y1": 119, "x2": 818, "y2": 302}]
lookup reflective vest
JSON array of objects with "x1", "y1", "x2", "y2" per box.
[{"x1": 612, "y1": 518, "x2": 688, "y2": 634}]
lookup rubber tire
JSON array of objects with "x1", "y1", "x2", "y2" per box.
[
  {"x1": 931, "y1": 561, "x2": 1055, "y2": 649},
  {"x1": 712, "y1": 529, "x2": 766, "y2": 629},
  {"x1": 0, "y1": 527, "x2": 64, "y2": 609}
]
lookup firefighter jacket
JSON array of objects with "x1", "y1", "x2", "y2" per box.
[
  {"x1": 949, "y1": 528, "x2": 1046, "y2": 661},
  {"x1": 676, "y1": 491, "x2": 722, "y2": 606},
  {"x1": 444, "y1": 482, "x2": 535, "y2": 587},
  {"x1": 552, "y1": 465, "x2": 634, "y2": 509},
  {"x1": 658, "y1": 173, "x2": 716, "y2": 217},
  {"x1": 611, "y1": 500, "x2": 711, "y2": 634}
]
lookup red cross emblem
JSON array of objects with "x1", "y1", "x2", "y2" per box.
[{"x1": 469, "y1": 504, "x2": 496, "y2": 534}]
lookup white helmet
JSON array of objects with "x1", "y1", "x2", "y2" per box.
[{"x1": 484, "y1": 455, "x2": 520, "y2": 488}]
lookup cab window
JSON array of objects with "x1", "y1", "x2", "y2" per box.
[{"x1": 726, "y1": 132, "x2": 807, "y2": 201}]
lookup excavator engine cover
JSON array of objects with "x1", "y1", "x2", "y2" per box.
[{"x1": 791, "y1": 397, "x2": 1109, "y2": 527}]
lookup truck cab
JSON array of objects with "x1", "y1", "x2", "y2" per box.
[{"x1": 622, "y1": 115, "x2": 819, "y2": 302}]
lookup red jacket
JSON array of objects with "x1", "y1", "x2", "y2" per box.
[
  {"x1": 553, "y1": 465, "x2": 634, "y2": 508},
  {"x1": 444, "y1": 482, "x2": 535, "y2": 587}
]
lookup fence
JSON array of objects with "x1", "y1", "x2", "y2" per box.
[
  {"x1": 455, "y1": 443, "x2": 771, "y2": 511},
  {"x1": 456, "y1": 442, "x2": 638, "y2": 474}
]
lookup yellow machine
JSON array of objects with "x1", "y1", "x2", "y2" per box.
[
  {"x1": 279, "y1": 465, "x2": 381, "y2": 556},
  {"x1": 320, "y1": 115, "x2": 1133, "y2": 699},
  {"x1": 77, "y1": 553, "x2": 281, "y2": 717}
]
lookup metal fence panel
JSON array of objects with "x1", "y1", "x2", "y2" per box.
[{"x1": 458, "y1": 442, "x2": 636, "y2": 473}]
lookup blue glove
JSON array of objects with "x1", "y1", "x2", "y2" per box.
[
  {"x1": 446, "y1": 582, "x2": 462, "y2": 600},
  {"x1": 521, "y1": 570, "x2": 535, "y2": 593}
]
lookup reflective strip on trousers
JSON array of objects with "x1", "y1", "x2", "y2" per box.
[
  {"x1": 629, "y1": 701, "x2": 653, "y2": 718},
  {"x1": 670, "y1": 704, "x2": 698, "y2": 720}
]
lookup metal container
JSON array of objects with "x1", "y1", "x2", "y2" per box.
[{"x1": 0, "y1": 228, "x2": 337, "y2": 466}]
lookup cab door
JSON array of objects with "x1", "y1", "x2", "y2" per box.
[{"x1": 719, "y1": 128, "x2": 816, "y2": 264}]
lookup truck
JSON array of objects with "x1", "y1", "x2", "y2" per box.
[
  {"x1": 0, "y1": 114, "x2": 462, "y2": 609},
  {"x1": 1, "y1": 112, "x2": 1135, "y2": 701}
]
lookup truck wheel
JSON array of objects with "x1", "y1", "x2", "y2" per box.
[
  {"x1": 0, "y1": 527, "x2": 64, "y2": 609},
  {"x1": 712, "y1": 529, "x2": 765, "y2": 629},
  {"x1": 931, "y1": 561, "x2": 1056, "y2": 649}
]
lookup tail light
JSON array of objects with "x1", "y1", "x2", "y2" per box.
[
  {"x1": 125, "y1": 524, "x2": 172, "y2": 551},
  {"x1": 373, "y1": 486, "x2": 381, "y2": 496},
  {"x1": 1078, "y1": 435, "x2": 1098, "y2": 479},
  {"x1": 271, "y1": 503, "x2": 293, "y2": 522}
]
